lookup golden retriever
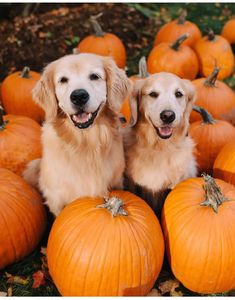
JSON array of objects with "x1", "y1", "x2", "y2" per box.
[
  {"x1": 124, "y1": 72, "x2": 197, "y2": 216},
  {"x1": 24, "y1": 53, "x2": 131, "y2": 216}
]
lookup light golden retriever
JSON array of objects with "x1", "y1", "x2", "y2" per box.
[
  {"x1": 24, "y1": 53, "x2": 131, "y2": 216},
  {"x1": 124, "y1": 72, "x2": 197, "y2": 216}
]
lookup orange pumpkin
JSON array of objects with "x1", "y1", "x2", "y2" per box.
[
  {"x1": 147, "y1": 34, "x2": 199, "y2": 80},
  {"x1": 120, "y1": 57, "x2": 148, "y2": 123},
  {"x1": 190, "y1": 67, "x2": 235, "y2": 123},
  {"x1": 0, "y1": 168, "x2": 46, "y2": 269},
  {"x1": 189, "y1": 106, "x2": 235, "y2": 175},
  {"x1": 213, "y1": 141, "x2": 235, "y2": 186},
  {"x1": 77, "y1": 16, "x2": 126, "y2": 68},
  {"x1": 221, "y1": 19, "x2": 235, "y2": 44},
  {"x1": 1, "y1": 67, "x2": 44, "y2": 123},
  {"x1": 154, "y1": 10, "x2": 202, "y2": 47},
  {"x1": 162, "y1": 175, "x2": 235, "y2": 293},
  {"x1": 194, "y1": 29, "x2": 234, "y2": 80},
  {"x1": 47, "y1": 190, "x2": 164, "y2": 296},
  {"x1": 0, "y1": 109, "x2": 42, "y2": 175}
]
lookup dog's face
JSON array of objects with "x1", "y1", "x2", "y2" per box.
[
  {"x1": 130, "y1": 72, "x2": 196, "y2": 139},
  {"x1": 33, "y1": 54, "x2": 130, "y2": 128}
]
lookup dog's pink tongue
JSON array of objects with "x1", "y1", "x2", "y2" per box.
[
  {"x1": 72, "y1": 113, "x2": 92, "y2": 124},
  {"x1": 159, "y1": 126, "x2": 172, "y2": 136}
]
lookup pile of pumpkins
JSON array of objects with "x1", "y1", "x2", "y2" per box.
[{"x1": 0, "y1": 10, "x2": 235, "y2": 296}]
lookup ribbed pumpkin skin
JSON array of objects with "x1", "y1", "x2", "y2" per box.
[
  {"x1": 189, "y1": 120, "x2": 235, "y2": 174},
  {"x1": 162, "y1": 177, "x2": 235, "y2": 294},
  {"x1": 1, "y1": 70, "x2": 44, "y2": 123},
  {"x1": 78, "y1": 33, "x2": 126, "y2": 68},
  {"x1": 47, "y1": 191, "x2": 164, "y2": 296},
  {"x1": 214, "y1": 141, "x2": 235, "y2": 186},
  {"x1": 221, "y1": 19, "x2": 235, "y2": 44},
  {"x1": 194, "y1": 35, "x2": 234, "y2": 80},
  {"x1": 0, "y1": 168, "x2": 46, "y2": 269},
  {"x1": 0, "y1": 115, "x2": 42, "y2": 175},
  {"x1": 190, "y1": 78, "x2": 235, "y2": 122},
  {"x1": 147, "y1": 43, "x2": 199, "y2": 80},
  {"x1": 154, "y1": 19, "x2": 202, "y2": 47}
]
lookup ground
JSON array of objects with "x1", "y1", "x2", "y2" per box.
[{"x1": 0, "y1": 2, "x2": 235, "y2": 296}]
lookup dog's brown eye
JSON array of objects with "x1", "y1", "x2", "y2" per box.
[
  {"x1": 149, "y1": 91, "x2": 159, "y2": 98},
  {"x1": 60, "y1": 77, "x2": 68, "y2": 84},
  {"x1": 89, "y1": 73, "x2": 100, "y2": 80},
  {"x1": 175, "y1": 91, "x2": 183, "y2": 98}
]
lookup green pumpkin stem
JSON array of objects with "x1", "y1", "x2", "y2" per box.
[
  {"x1": 193, "y1": 105, "x2": 216, "y2": 124},
  {"x1": 177, "y1": 9, "x2": 187, "y2": 25},
  {"x1": 90, "y1": 13, "x2": 104, "y2": 37},
  {"x1": 0, "y1": 106, "x2": 7, "y2": 130},
  {"x1": 96, "y1": 196, "x2": 128, "y2": 217},
  {"x1": 200, "y1": 174, "x2": 227, "y2": 213},
  {"x1": 138, "y1": 56, "x2": 149, "y2": 78},
  {"x1": 204, "y1": 67, "x2": 220, "y2": 87},
  {"x1": 171, "y1": 33, "x2": 189, "y2": 51},
  {"x1": 207, "y1": 28, "x2": 215, "y2": 41},
  {"x1": 20, "y1": 66, "x2": 31, "y2": 79}
]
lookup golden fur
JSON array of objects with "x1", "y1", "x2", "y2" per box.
[
  {"x1": 24, "y1": 53, "x2": 131, "y2": 216},
  {"x1": 124, "y1": 72, "x2": 197, "y2": 215}
]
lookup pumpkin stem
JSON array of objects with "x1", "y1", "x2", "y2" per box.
[
  {"x1": 0, "y1": 106, "x2": 7, "y2": 130},
  {"x1": 177, "y1": 9, "x2": 187, "y2": 25},
  {"x1": 96, "y1": 196, "x2": 128, "y2": 217},
  {"x1": 207, "y1": 28, "x2": 215, "y2": 41},
  {"x1": 200, "y1": 174, "x2": 227, "y2": 213},
  {"x1": 90, "y1": 13, "x2": 104, "y2": 37},
  {"x1": 138, "y1": 56, "x2": 149, "y2": 78},
  {"x1": 193, "y1": 105, "x2": 216, "y2": 124},
  {"x1": 171, "y1": 33, "x2": 189, "y2": 51},
  {"x1": 20, "y1": 66, "x2": 31, "y2": 79},
  {"x1": 204, "y1": 67, "x2": 220, "y2": 87}
]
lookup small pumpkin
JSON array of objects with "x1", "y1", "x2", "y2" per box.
[
  {"x1": 154, "y1": 10, "x2": 202, "y2": 47},
  {"x1": 190, "y1": 67, "x2": 235, "y2": 123},
  {"x1": 213, "y1": 141, "x2": 235, "y2": 186},
  {"x1": 0, "y1": 168, "x2": 46, "y2": 269},
  {"x1": 47, "y1": 190, "x2": 164, "y2": 296},
  {"x1": 194, "y1": 29, "x2": 234, "y2": 80},
  {"x1": 1, "y1": 67, "x2": 44, "y2": 123},
  {"x1": 77, "y1": 15, "x2": 126, "y2": 68},
  {"x1": 120, "y1": 57, "x2": 149, "y2": 123},
  {"x1": 0, "y1": 109, "x2": 42, "y2": 175},
  {"x1": 162, "y1": 174, "x2": 235, "y2": 294},
  {"x1": 189, "y1": 106, "x2": 235, "y2": 175},
  {"x1": 221, "y1": 18, "x2": 235, "y2": 44},
  {"x1": 147, "y1": 34, "x2": 199, "y2": 80}
]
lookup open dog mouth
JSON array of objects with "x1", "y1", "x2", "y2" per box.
[
  {"x1": 70, "y1": 105, "x2": 101, "y2": 129},
  {"x1": 149, "y1": 118, "x2": 173, "y2": 139}
]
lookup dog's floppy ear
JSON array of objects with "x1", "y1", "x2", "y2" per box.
[
  {"x1": 182, "y1": 79, "x2": 197, "y2": 117},
  {"x1": 103, "y1": 57, "x2": 131, "y2": 113},
  {"x1": 32, "y1": 62, "x2": 58, "y2": 121},
  {"x1": 129, "y1": 79, "x2": 143, "y2": 127}
]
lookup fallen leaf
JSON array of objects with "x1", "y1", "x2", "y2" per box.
[
  {"x1": 0, "y1": 291, "x2": 7, "y2": 296},
  {"x1": 158, "y1": 279, "x2": 180, "y2": 295},
  {"x1": 171, "y1": 289, "x2": 183, "y2": 296},
  {"x1": 32, "y1": 270, "x2": 46, "y2": 288},
  {"x1": 7, "y1": 287, "x2": 12, "y2": 297},
  {"x1": 147, "y1": 288, "x2": 161, "y2": 296},
  {"x1": 5, "y1": 272, "x2": 29, "y2": 285},
  {"x1": 40, "y1": 247, "x2": 47, "y2": 256}
]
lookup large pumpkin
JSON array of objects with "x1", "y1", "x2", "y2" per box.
[
  {"x1": 1, "y1": 67, "x2": 44, "y2": 123},
  {"x1": 162, "y1": 175, "x2": 235, "y2": 294},
  {"x1": 194, "y1": 29, "x2": 234, "y2": 80},
  {"x1": 47, "y1": 190, "x2": 164, "y2": 296},
  {"x1": 0, "y1": 168, "x2": 46, "y2": 269},
  {"x1": 154, "y1": 10, "x2": 202, "y2": 47},
  {"x1": 213, "y1": 141, "x2": 235, "y2": 186},
  {"x1": 147, "y1": 34, "x2": 199, "y2": 80},
  {"x1": 189, "y1": 106, "x2": 235, "y2": 175},
  {"x1": 77, "y1": 16, "x2": 126, "y2": 68},
  {"x1": 221, "y1": 19, "x2": 235, "y2": 44},
  {"x1": 190, "y1": 67, "x2": 235, "y2": 123},
  {"x1": 0, "y1": 109, "x2": 42, "y2": 175}
]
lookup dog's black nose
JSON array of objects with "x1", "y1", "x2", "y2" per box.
[
  {"x1": 70, "y1": 89, "x2": 89, "y2": 106},
  {"x1": 160, "y1": 110, "x2": 176, "y2": 124}
]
